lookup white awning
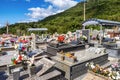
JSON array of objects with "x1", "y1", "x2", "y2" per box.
[
  {"x1": 82, "y1": 18, "x2": 120, "y2": 27},
  {"x1": 28, "y1": 28, "x2": 48, "y2": 31}
]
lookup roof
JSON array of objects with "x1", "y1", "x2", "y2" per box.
[
  {"x1": 28, "y1": 28, "x2": 48, "y2": 31},
  {"x1": 82, "y1": 18, "x2": 120, "y2": 27}
]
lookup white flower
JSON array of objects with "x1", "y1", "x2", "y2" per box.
[
  {"x1": 112, "y1": 76, "x2": 116, "y2": 79},
  {"x1": 116, "y1": 72, "x2": 120, "y2": 79},
  {"x1": 91, "y1": 64, "x2": 95, "y2": 69},
  {"x1": 85, "y1": 63, "x2": 89, "y2": 67}
]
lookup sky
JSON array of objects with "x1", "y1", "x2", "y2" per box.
[{"x1": 0, "y1": 0, "x2": 81, "y2": 27}]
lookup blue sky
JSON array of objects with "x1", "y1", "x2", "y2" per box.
[{"x1": 0, "y1": 0, "x2": 81, "y2": 27}]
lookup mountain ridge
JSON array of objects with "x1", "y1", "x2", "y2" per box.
[{"x1": 1, "y1": 0, "x2": 120, "y2": 34}]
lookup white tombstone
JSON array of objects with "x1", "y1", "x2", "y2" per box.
[
  {"x1": 76, "y1": 30, "x2": 81, "y2": 39},
  {"x1": 31, "y1": 33, "x2": 36, "y2": 50}
]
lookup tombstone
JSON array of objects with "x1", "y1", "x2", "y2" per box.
[
  {"x1": 31, "y1": 33, "x2": 36, "y2": 50},
  {"x1": 12, "y1": 68, "x2": 20, "y2": 80},
  {"x1": 7, "y1": 64, "x2": 13, "y2": 75},
  {"x1": 28, "y1": 65, "x2": 36, "y2": 77},
  {"x1": 55, "y1": 32, "x2": 59, "y2": 37},
  {"x1": 82, "y1": 29, "x2": 90, "y2": 43},
  {"x1": 76, "y1": 30, "x2": 81, "y2": 39},
  {"x1": 35, "y1": 58, "x2": 55, "y2": 76},
  {"x1": 67, "y1": 31, "x2": 72, "y2": 37}
]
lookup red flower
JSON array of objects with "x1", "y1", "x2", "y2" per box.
[
  {"x1": 18, "y1": 55, "x2": 22, "y2": 61},
  {"x1": 22, "y1": 47, "x2": 25, "y2": 51},
  {"x1": 58, "y1": 35, "x2": 65, "y2": 42},
  {"x1": 14, "y1": 60, "x2": 18, "y2": 64}
]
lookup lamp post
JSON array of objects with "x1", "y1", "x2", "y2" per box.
[{"x1": 83, "y1": 0, "x2": 86, "y2": 21}]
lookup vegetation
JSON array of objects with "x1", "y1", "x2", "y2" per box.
[{"x1": 1, "y1": 0, "x2": 120, "y2": 34}]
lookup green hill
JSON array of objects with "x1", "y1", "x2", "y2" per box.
[{"x1": 1, "y1": 0, "x2": 120, "y2": 35}]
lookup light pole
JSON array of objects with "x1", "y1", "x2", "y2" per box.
[{"x1": 83, "y1": 0, "x2": 86, "y2": 21}]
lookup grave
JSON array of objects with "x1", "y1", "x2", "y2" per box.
[
  {"x1": 47, "y1": 29, "x2": 93, "y2": 56},
  {"x1": 35, "y1": 58, "x2": 55, "y2": 76},
  {"x1": 47, "y1": 43, "x2": 85, "y2": 56},
  {"x1": 1, "y1": 47, "x2": 15, "y2": 51},
  {"x1": 103, "y1": 42, "x2": 117, "y2": 49},
  {"x1": 52, "y1": 47, "x2": 108, "y2": 80},
  {"x1": 106, "y1": 47, "x2": 120, "y2": 58},
  {"x1": 24, "y1": 58, "x2": 61, "y2": 80},
  {"x1": 103, "y1": 42, "x2": 120, "y2": 58},
  {"x1": 11, "y1": 68, "x2": 21, "y2": 80}
]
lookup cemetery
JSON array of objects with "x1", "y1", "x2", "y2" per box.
[{"x1": 0, "y1": 19, "x2": 120, "y2": 80}]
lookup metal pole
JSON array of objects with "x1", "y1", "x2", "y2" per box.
[
  {"x1": 84, "y1": 0, "x2": 86, "y2": 21},
  {"x1": 100, "y1": 24, "x2": 102, "y2": 44}
]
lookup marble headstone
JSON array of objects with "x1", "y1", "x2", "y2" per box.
[
  {"x1": 31, "y1": 33, "x2": 36, "y2": 50},
  {"x1": 82, "y1": 29, "x2": 90, "y2": 43}
]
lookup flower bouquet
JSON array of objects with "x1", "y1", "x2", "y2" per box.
[
  {"x1": 65, "y1": 52, "x2": 77, "y2": 63},
  {"x1": 86, "y1": 62, "x2": 120, "y2": 80}
]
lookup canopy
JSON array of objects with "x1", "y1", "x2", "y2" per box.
[
  {"x1": 82, "y1": 18, "x2": 120, "y2": 29},
  {"x1": 28, "y1": 28, "x2": 48, "y2": 31},
  {"x1": 82, "y1": 18, "x2": 120, "y2": 44}
]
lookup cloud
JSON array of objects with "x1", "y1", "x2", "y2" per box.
[
  {"x1": 45, "y1": 0, "x2": 78, "y2": 10},
  {"x1": 26, "y1": 0, "x2": 78, "y2": 21},
  {"x1": 26, "y1": 5, "x2": 56, "y2": 19},
  {"x1": 25, "y1": 0, "x2": 30, "y2": 2}
]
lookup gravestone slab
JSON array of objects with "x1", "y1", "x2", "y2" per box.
[
  {"x1": 52, "y1": 47, "x2": 108, "y2": 80},
  {"x1": 47, "y1": 44, "x2": 85, "y2": 55},
  {"x1": 11, "y1": 68, "x2": 20, "y2": 80},
  {"x1": 35, "y1": 58, "x2": 55, "y2": 76},
  {"x1": 82, "y1": 29, "x2": 90, "y2": 43}
]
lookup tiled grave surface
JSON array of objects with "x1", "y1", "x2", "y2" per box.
[{"x1": 52, "y1": 47, "x2": 108, "y2": 80}]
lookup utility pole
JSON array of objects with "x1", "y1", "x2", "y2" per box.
[
  {"x1": 83, "y1": 0, "x2": 86, "y2": 21},
  {"x1": 6, "y1": 21, "x2": 9, "y2": 34}
]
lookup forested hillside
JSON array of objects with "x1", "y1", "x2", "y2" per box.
[{"x1": 1, "y1": 0, "x2": 120, "y2": 34}]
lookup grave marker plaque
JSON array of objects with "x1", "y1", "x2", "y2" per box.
[
  {"x1": 36, "y1": 58, "x2": 55, "y2": 76},
  {"x1": 82, "y1": 29, "x2": 90, "y2": 43}
]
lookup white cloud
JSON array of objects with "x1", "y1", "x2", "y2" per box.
[
  {"x1": 25, "y1": 0, "x2": 30, "y2": 2},
  {"x1": 45, "y1": 0, "x2": 78, "y2": 10},
  {"x1": 26, "y1": 0, "x2": 78, "y2": 22},
  {"x1": 26, "y1": 5, "x2": 56, "y2": 19}
]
